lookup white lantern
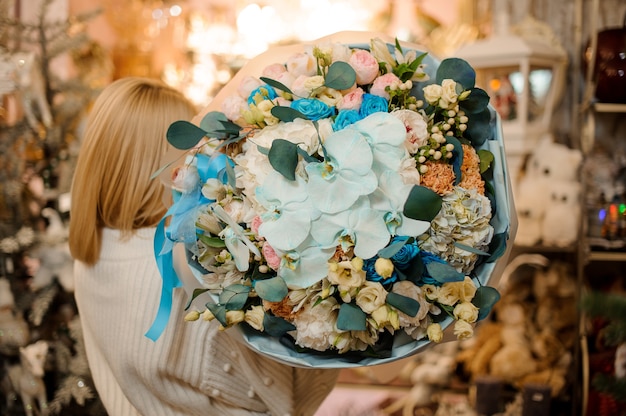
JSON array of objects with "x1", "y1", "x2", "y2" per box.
[{"x1": 455, "y1": 14, "x2": 567, "y2": 187}]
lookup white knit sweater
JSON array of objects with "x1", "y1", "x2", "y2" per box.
[{"x1": 74, "y1": 228, "x2": 339, "y2": 416}]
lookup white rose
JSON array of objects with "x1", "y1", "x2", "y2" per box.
[
  {"x1": 423, "y1": 84, "x2": 443, "y2": 106},
  {"x1": 303, "y1": 75, "x2": 325, "y2": 94},
  {"x1": 440, "y1": 79, "x2": 459, "y2": 108},
  {"x1": 355, "y1": 281, "x2": 387, "y2": 314}
]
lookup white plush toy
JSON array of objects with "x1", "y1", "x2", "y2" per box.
[
  {"x1": 541, "y1": 180, "x2": 582, "y2": 247},
  {"x1": 514, "y1": 136, "x2": 582, "y2": 247}
]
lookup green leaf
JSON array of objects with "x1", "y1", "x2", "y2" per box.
[
  {"x1": 436, "y1": 58, "x2": 476, "y2": 89},
  {"x1": 377, "y1": 237, "x2": 414, "y2": 259},
  {"x1": 486, "y1": 231, "x2": 508, "y2": 263},
  {"x1": 207, "y1": 303, "x2": 228, "y2": 327},
  {"x1": 197, "y1": 234, "x2": 226, "y2": 248},
  {"x1": 425, "y1": 261, "x2": 465, "y2": 284},
  {"x1": 472, "y1": 286, "x2": 501, "y2": 321},
  {"x1": 260, "y1": 76, "x2": 293, "y2": 95},
  {"x1": 460, "y1": 87, "x2": 490, "y2": 114},
  {"x1": 166, "y1": 120, "x2": 208, "y2": 150},
  {"x1": 386, "y1": 292, "x2": 420, "y2": 317},
  {"x1": 337, "y1": 303, "x2": 367, "y2": 331},
  {"x1": 224, "y1": 157, "x2": 237, "y2": 190},
  {"x1": 296, "y1": 147, "x2": 319, "y2": 163},
  {"x1": 185, "y1": 288, "x2": 210, "y2": 309},
  {"x1": 465, "y1": 107, "x2": 492, "y2": 146},
  {"x1": 199, "y1": 111, "x2": 236, "y2": 139},
  {"x1": 254, "y1": 276, "x2": 288, "y2": 302},
  {"x1": 150, "y1": 160, "x2": 175, "y2": 180},
  {"x1": 268, "y1": 139, "x2": 299, "y2": 180},
  {"x1": 256, "y1": 145, "x2": 269, "y2": 156},
  {"x1": 403, "y1": 186, "x2": 442, "y2": 222},
  {"x1": 478, "y1": 149, "x2": 495, "y2": 174},
  {"x1": 262, "y1": 313, "x2": 296, "y2": 337},
  {"x1": 453, "y1": 241, "x2": 490, "y2": 256},
  {"x1": 324, "y1": 61, "x2": 356, "y2": 90},
  {"x1": 219, "y1": 284, "x2": 250, "y2": 310},
  {"x1": 271, "y1": 106, "x2": 308, "y2": 122}
]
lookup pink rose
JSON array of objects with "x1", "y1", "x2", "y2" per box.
[
  {"x1": 349, "y1": 49, "x2": 379, "y2": 85},
  {"x1": 237, "y1": 76, "x2": 263, "y2": 99},
  {"x1": 221, "y1": 95, "x2": 248, "y2": 123},
  {"x1": 370, "y1": 73, "x2": 400, "y2": 100},
  {"x1": 262, "y1": 243, "x2": 281, "y2": 270},
  {"x1": 262, "y1": 63, "x2": 286, "y2": 79},
  {"x1": 285, "y1": 52, "x2": 317, "y2": 77},
  {"x1": 250, "y1": 216, "x2": 263, "y2": 236},
  {"x1": 337, "y1": 87, "x2": 364, "y2": 111}
]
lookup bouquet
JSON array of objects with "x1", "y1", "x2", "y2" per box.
[{"x1": 150, "y1": 32, "x2": 515, "y2": 368}]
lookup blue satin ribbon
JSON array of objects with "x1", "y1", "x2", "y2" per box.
[{"x1": 145, "y1": 151, "x2": 232, "y2": 341}]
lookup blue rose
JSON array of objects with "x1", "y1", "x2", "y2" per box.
[
  {"x1": 391, "y1": 239, "x2": 420, "y2": 270},
  {"x1": 333, "y1": 109, "x2": 363, "y2": 131},
  {"x1": 359, "y1": 93, "x2": 388, "y2": 118},
  {"x1": 248, "y1": 84, "x2": 278, "y2": 105},
  {"x1": 291, "y1": 98, "x2": 335, "y2": 121}
]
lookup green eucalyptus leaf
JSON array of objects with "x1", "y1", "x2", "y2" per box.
[
  {"x1": 378, "y1": 237, "x2": 414, "y2": 259},
  {"x1": 166, "y1": 120, "x2": 208, "y2": 150},
  {"x1": 206, "y1": 303, "x2": 228, "y2": 327},
  {"x1": 486, "y1": 231, "x2": 508, "y2": 263},
  {"x1": 460, "y1": 87, "x2": 490, "y2": 114},
  {"x1": 453, "y1": 241, "x2": 490, "y2": 256},
  {"x1": 257, "y1": 145, "x2": 269, "y2": 156},
  {"x1": 150, "y1": 160, "x2": 175, "y2": 180},
  {"x1": 185, "y1": 288, "x2": 210, "y2": 310},
  {"x1": 386, "y1": 292, "x2": 420, "y2": 317},
  {"x1": 472, "y1": 286, "x2": 501, "y2": 321},
  {"x1": 425, "y1": 261, "x2": 465, "y2": 284},
  {"x1": 219, "y1": 284, "x2": 250, "y2": 310},
  {"x1": 478, "y1": 149, "x2": 495, "y2": 174},
  {"x1": 337, "y1": 303, "x2": 367, "y2": 331},
  {"x1": 403, "y1": 186, "x2": 442, "y2": 222},
  {"x1": 199, "y1": 111, "x2": 234, "y2": 139},
  {"x1": 324, "y1": 61, "x2": 357, "y2": 90},
  {"x1": 255, "y1": 276, "x2": 288, "y2": 302},
  {"x1": 268, "y1": 139, "x2": 299, "y2": 180},
  {"x1": 262, "y1": 313, "x2": 296, "y2": 337},
  {"x1": 271, "y1": 106, "x2": 308, "y2": 122},
  {"x1": 296, "y1": 147, "x2": 319, "y2": 163},
  {"x1": 197, "y1": 234, "x2": 226, "y2": 248},
  {"x1": 436, "y1": 58, "x2": 476, "y2": 89},
  {"x1": 465, "y1": 107, "x2": 492, "y2": 146},
  {"x1": 446, "y1": 136, "x2": 463, "y2": 186},
  {"x1": 260, "y1": 76, "x2": 293, "y2": 95}
]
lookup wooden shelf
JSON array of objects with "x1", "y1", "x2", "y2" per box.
[
  {"x1": 593, "y1": 102, "x2": 626, "y2": 113},
  {"x1": 588, "y1": 251, "x2": 626, "y2": 262}
]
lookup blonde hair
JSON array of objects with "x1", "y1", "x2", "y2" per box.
[{"x1": 69, "y1": 77, "x2": 196, "y2": 265}]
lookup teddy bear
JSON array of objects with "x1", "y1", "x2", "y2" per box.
[
  {"x1": 514, "y1": 135, "x2": 583, "y2": 247},
  {"x1": 540, "y1": 180, "x2": 582, "y2": 247}
]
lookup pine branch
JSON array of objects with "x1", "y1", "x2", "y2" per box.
[{"x1": 592, "y1": 373, "x2": 626, "y2": 403}]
